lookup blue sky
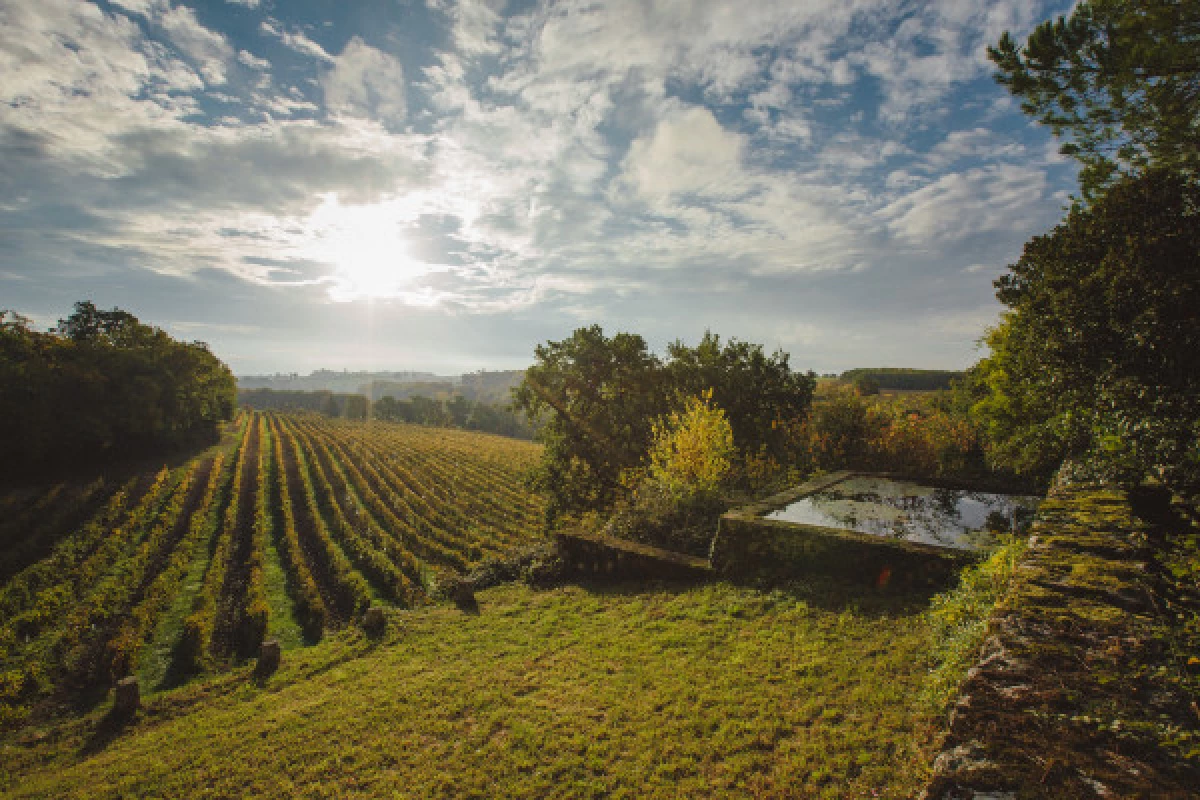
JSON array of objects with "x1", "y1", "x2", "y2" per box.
[{"x1": 1, "y1": 0, "x2": 1077, "y2": 375}]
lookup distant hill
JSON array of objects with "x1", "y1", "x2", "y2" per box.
[
  {"x1": 237, "y1": 369, "x2": 526, "y2": 405},
  {"x1": 237, "y1": 370, "x2": 443, "y2": 394},
  {"x1": 839, "y1": 368, "x2": 963, "y2": 391}
]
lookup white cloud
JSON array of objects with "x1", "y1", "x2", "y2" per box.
[
  {"x1": 238, "y1": 49, "x2": 271, "y2": 70},
  {"x1": 321, "y1": 37, "x2": 407, "y2": 126},
  {"x1": 105, "y1": 0, "x2": 160, "y2": 14},
  {"x1": 259, "y1": 18, "x2": 333, "y2": 63},
  {"x1": 0, "y1": 0, "x2": 197, "y2": 175},
  {"x1": 817, "y1": 133, "x2": 908, "y2": 173},
  {"x1": 880, "y1": 165, "x2": 1052, "y2": 245},
  {"x1": 922, "y1": 127, "x2": 1026, "y2": 170},
  {"x1": 157, "y1": 3, "x2": 233, "y2": 84},
  {"x1": 104, "y1": 0, "x2": 234, "y2": 86},
  {"x1": 432, "y1": 0, "x2": 505, "y2": 57},
  {"x1": 621, "y1": 107, "x2": 748, "y2": 204}
]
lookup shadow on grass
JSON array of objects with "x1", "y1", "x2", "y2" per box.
[
  {"x1": 156, "y1": 636, "x2": 203, "y2": 693},
  {"x1": 0, "y1": 425, "x2": 229, "y2": 493},
  {"x1": 563, "y1": 569, "x2": 951, "y2": 618},
  {"x1": 79, "y1": 705, "x2": 137, "y2": 757}
]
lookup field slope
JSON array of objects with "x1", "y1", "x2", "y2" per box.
[
  {"x1": 2, "y1": 579, "x2": 945, "y2": 799},
  {"x1": 0, "y1": 412, "x2": 544, "y2": 724}
]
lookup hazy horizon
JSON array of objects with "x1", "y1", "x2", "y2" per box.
[{"x1": 3, "y1": 0, "x2": 1077, "y2": 376}]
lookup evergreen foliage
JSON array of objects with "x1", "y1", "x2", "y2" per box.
[{"x1": 989, "y1": 0, "x2": 1200, "y2": 200}]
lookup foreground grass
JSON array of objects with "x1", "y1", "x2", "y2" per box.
[{"x1": 2, "y1": 579, "x2": 948, "y2": 799}]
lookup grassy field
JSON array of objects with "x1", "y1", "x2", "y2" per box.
[
  {"x1": 0, "y1": 409, "x2": 1030, "y2": 797},
  {"x1": 1, "y1": 576, "x2": 956, "y2": 799}
]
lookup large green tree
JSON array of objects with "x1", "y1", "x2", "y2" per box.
[
  {"x1": 972, "y1": 169, "x2": 1200, "y2": 490},
  {"x1": 513, "y1": 326, "x2": 666, "y2": 524},
  {"x1": 513, "y1": 327, "x2": 817, "y2": 525},
  {"x1": 666, "y1": 332, "x2": 815, "y2": 463},
  {"x1": 989, "y1": 0, "x2": 1200, "y2": 200},
  {"x1": 0, "y1": 302, "x2": 236, "y2": 479}
]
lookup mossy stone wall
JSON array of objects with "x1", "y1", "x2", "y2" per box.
[{"x1": 710, "y1": 513, "x2": 976, "y2": 586}]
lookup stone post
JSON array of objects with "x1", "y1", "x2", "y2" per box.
[
  {"x1": 452, "y1": 581, "x2": 478, "y2": 614},
  {"x1": 114, "y1": 676, "x2": 140, "y2": 716},
  {"x1": 257, "y1": 638, "x2": 281, "y2": 676},
  {"x1": 363, "y1": 606, "x2": 387, "y2": 636}
]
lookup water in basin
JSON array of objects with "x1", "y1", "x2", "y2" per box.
[{"x1": 764, "y1": 475, "x2": 1040, "y2": 550}]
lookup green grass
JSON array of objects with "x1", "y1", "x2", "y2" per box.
[
  {"x1": 262, "y1": 526, "x2": 305, "y2": 650},
  {"x1": 922, "y1": 535, "x2": 1027, "y2": 712},
  {"x1": 2, "y1": 579, "x2": 955, "y2": 799},
  {"x1": 136, "y1": 461, "x2": 232, "y2": 693}
]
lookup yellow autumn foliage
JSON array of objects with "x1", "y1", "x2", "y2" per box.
[{"x1": 648, "y1": 392, "x2": 735, "y2": 500}]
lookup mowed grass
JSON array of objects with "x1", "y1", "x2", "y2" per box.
[{"x1": 2, "y1": 578, "x2": 945, "y2": 799}]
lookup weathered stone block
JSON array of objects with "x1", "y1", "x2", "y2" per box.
[
  {"x1": 710, "y1": 512, "x2": 975, "y2": 585},
  {"x1": 362, "y1": 606, "x2": 387, "y2": 636},
  {"x1": 452, "y1": 581, "x2": 479, "y2": 614},
  {"x1": 113, "y1": 676, "x2": 139, "y2": 716},
  {"x1": 256, "y1": 638, "x2": 281, "y2": 676}
]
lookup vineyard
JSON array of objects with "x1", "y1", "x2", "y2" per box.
[{"x1": 0, "y1": 412, "x2": 544, "y2": 725}]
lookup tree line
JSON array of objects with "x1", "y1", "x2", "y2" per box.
[
  {"x1": 0, "y1": 302, "x2": 236, "y2": 480},
  {"x1": 239, "y1": 387, "x2": 536, "y2": 439},
  {"x1": 839, "y1": 369, "x2": 963, "y2": 393},
  {"x1": 238, "y1": 388, "x2": 369, "y2": 419},
  {"x1": 371, "y1": 394, "x2": 535, "y2": 438}
]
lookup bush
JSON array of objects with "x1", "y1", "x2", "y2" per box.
[
  {"x1": 602, "y1": 486, "x2": 725, "y2": 558},
  {"x1": 647, "y1": 393, "x2": 735, "y2": 502},
  {"x1": 595, "y1": 394, "x2": 734, "y2": 557},
  {"x1": 788, "y1": 388, "x2": 988, "y2": 482}
]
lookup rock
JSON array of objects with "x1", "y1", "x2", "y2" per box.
[
  {"x1": 362, "y1": 606, "x2": 387, "y2": 636},
  {"x1": 113, "y1": 676, "x2": 140, "y2": 716},
  {"x1": 931, "y1": 741, "x2": 1000, "y2": 781},
  {"x1": 256, "y1": 638, "x2": 281, "y2": 676},
  {"x1": 995, "y1": 683, "x2": 1033, "y2": 702},
  {"x1": 452, "y1": 581, "x2": 479, "y2": 614}
]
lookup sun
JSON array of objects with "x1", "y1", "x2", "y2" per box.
[{"x1": 305, "y1": 194, "x2": 426, "y2": 301}]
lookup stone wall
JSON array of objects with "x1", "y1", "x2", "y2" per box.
[
  {"x1": 555, "y1": 531, "x2": 713, "y2": 580},
  {"x1": 921, "y1": 480, "x2": 1200, "y2": 798},
  {"x1": 710, "y1": 511, "x2": 977, "y2": 587}
]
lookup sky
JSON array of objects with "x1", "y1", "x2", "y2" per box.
[{"x1": 0, "y1": 0, "x2": 1078, "y2": 376}]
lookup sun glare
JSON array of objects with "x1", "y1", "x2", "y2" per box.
[{"x1": 306, "y1": 194, "x2": 430, "y2": 302}]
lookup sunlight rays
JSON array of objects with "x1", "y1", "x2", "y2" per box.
[{"x1": 305, "y1": 193, "x2": 434, "y2": 303}]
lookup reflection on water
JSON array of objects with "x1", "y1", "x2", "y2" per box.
[{"x1": 764, "y1": 476, "x2": 1040, "y2": 550}]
